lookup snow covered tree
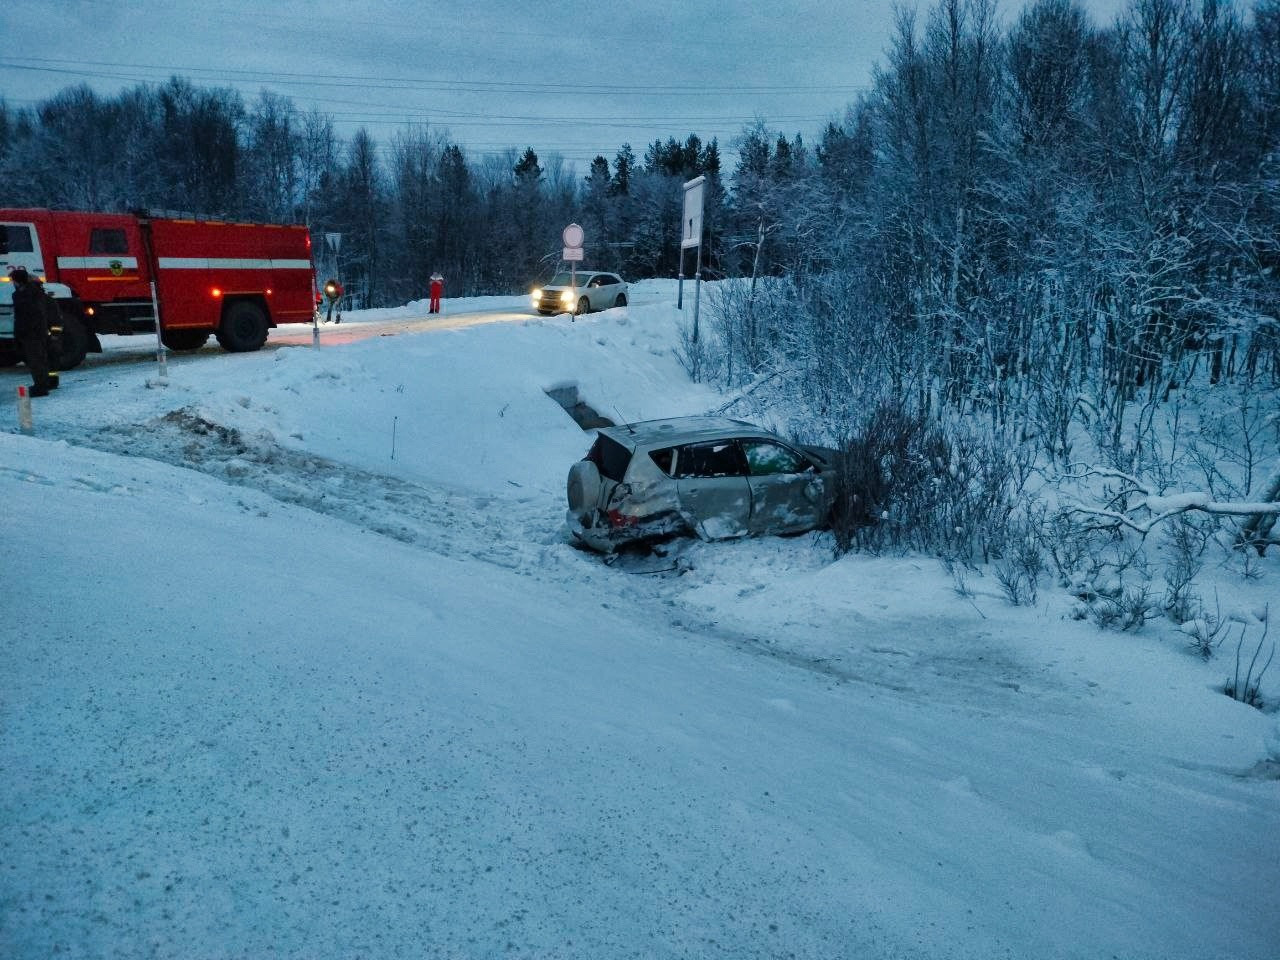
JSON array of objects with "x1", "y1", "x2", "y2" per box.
[
  {"x1": 327, "y1": 127, "x2": 387, "y2": 307},
  {"x1": 242, "y1": 90, "x2": 300, "y2": 223}
]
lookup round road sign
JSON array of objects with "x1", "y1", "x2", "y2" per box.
[{"x1": 562, "y1": 223, "x2": 584, "y2": 248}]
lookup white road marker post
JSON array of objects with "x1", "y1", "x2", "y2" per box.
[
  {"x1": 16, "y1": 385, "x2": 33, "y2": 434},
  {"x1": 150, "y1": 280, "x2": 169, "y2": 386}
]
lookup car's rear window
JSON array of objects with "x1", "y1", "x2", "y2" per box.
[
  {"x1": 649, "y1": 447, "x2": 675, "y2": 475},
  {"x1": 587, "y1": 434, "x2": 632, "y2": 481}
]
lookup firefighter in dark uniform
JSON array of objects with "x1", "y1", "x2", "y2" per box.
[{"x1": 9, "y1": 267, "x2": 57, "y2": 396}]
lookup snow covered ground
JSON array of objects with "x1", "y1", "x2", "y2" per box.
[{"x1": 2, "y1": 280, "x2": 1278, "y2": 959}]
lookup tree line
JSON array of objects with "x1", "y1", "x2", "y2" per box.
[{"x1": 0, "y1": 77, "x2": 732, "y2": 306}]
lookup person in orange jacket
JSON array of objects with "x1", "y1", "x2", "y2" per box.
[{"x1": 428, "y1": 272, "x2": 443, "y2": 314}]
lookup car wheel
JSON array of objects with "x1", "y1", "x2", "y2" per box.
[
  {"x1": 216, "y1": 300, "x2": 269, "y2": 352},
  {"x1": 161, "y1": 328, "x2": 211, "y2": 351},
  {"x1": 576, "y1": 296, "x2": 589, "y2": 316},
  {"x1": 567, "y1": 461, "x2": 602, "y2": 515},
  {"x1": 614, "y1": 293, "x2": 627, "y2": 308}
]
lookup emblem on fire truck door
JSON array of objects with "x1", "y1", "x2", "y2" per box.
[{"x1": 109, "y1": 260, "x2": 123, "y2": 276}]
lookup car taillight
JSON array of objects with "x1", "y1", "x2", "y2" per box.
[{"x1": 607, "y1": 509, "x2": 638, "y2": 529}]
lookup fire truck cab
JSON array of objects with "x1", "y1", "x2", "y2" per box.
[
  {"x1": 0, "y1": 219, "x2": 81, "y2": 368},
  {"x1": 1, "y1": 209, "x2": 316, "y2": 370}
]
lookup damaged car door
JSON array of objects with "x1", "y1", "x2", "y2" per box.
[
  {"x1": 741, "y1": 439, "x2": 826, "y2": 535},
  {"x1": 673, "y1": 440, "x2": 751, "y2": 540}
]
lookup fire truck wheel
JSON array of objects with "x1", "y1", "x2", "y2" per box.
[
  {"x1": 162, "y1": 328, "x2": 211, "y2": 351},
  {"x1": 216, "y1": 301, "x2": 269, "y2": 352},
  {"x1": 49, "y1": 311, "x2": 89, "y2": 371}
]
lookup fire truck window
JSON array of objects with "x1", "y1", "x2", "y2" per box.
[
  {"x1": 89, "y1": 228, "x2": 129, "y2": 255},
  {"x1": 1, "y1": 225, "x2": 34, "y2": 254}
]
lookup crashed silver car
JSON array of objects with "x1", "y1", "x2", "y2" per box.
[{"x1": 566, "y1": 417, "x2": 838, "y2": 553}]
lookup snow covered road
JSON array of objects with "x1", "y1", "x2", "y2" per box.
[{"x1": 3, "y1": 283, "x2": 1278, "y2": 958}]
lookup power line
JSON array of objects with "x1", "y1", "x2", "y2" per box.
[
  {"x1": 0, "y1": 57, "x2": 868, "y2": 98},
  {"x1": 0, "y1": 56, "x2": 854, "y2": 168}
]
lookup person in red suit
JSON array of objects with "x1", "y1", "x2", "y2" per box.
[{"x1": 428, "y1": 272, "x2": 444, "y2": 314}]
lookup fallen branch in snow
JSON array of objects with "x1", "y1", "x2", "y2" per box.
[
  {"x1": 1059, "y1": 464, "x2": 1280, "y2": 549},
  {"x1": 1237, "y1": 465, "x2": 1280, "y2": 556},
  {"x1": 709, "y1": 371, "x2": 780, "y2": 415}
]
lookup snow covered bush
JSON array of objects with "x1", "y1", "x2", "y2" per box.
[
  {"x1": 1224, "y1": 617, "x2": 1274, "y2": 711},
  {"x1": 1090, "y1": 584, "x2": 1157, "y2": 633},
  {"x1": 826, "y1": 402, "x2": 1025, "y2": 566},
  {"x1": 994, "y1": 511, "x2": 1047, "y2": 607},
  {"x1": 1160, "y1": 514, "x2": 1211, "y2": 625}
]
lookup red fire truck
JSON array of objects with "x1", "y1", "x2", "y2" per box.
[{"x1": 0, "y1": 208, "x2": 317, "y2": 370}]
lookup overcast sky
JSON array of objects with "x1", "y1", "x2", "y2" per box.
[{"x1": 4, "y1": 0, "x2": 1128, "y2": 172}]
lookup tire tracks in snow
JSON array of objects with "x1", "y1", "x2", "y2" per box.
[
  {"x1": 52, "y1": 406, "x2": 1046, "y2": 703},
  {"x1": 49, "y1": 407, "x2": 866, "y2": 681},
  {"x1": 60, "y1": 406, "x2": 585, "y2": 582}
]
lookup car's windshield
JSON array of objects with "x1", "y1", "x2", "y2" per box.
[{"x1": 548, "y1": 273, "x2": 578, "y2": 287}]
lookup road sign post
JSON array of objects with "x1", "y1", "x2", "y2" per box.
[
  {"x1": 680, "y1": 176, "x2": 706, "y2": 334},
  {"x1": 563, "y1": 223, "x2": 584, "y2": 318}
]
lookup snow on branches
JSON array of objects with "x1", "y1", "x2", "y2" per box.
[{"x1": 1060, "y1": 464, "x2": 1280, "y2": 551}]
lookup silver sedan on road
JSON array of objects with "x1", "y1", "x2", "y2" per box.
[{"x1": 532, "y1": 271, "x2": 628, "y2": 316}]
